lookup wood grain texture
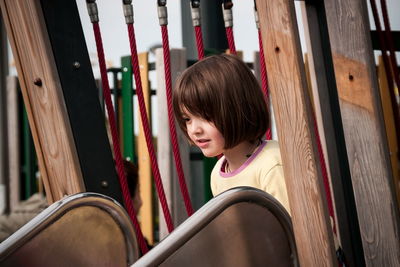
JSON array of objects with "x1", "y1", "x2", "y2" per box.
[
  {"x1": 256, "y1": 0, "x2": 336, "y2": 266},
  {"x1": 156, "y1": 48, "x2": 190, "y2": 239},
  {"x1": 324, "y1": 0, "x2": 400, "y2": 265},
  {"x1": 0, "y1": 0, "x2": 84, "y2": 203},
  {"x1": 137, "y1": 52, "x2": 154, "y2": 244}
]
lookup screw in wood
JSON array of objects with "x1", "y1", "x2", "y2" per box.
[{"x1": 33, "y1": 78, "x2": 42, "y2": 86}]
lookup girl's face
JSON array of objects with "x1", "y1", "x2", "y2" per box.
[{"x1": 183, "y1": 110, "x2": 225, "y2": 157}]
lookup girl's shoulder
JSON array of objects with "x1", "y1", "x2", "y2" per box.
[
  {"x1": 252, "y1": 140, "x2": 283, "y2": 170},
  {"x1": 260, "y1": 140, "x2": 281, "y2": 157}
]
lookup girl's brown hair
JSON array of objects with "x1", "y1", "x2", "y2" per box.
[{"x1": 173, "y1": 54, "x2": 269, "y2": 149}]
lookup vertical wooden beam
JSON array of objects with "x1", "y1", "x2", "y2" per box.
[
  {"x1": 40, "y1": 0, "x2": 122, "y2": 203},
  {"x1": 377, "y1": 56, "x2": 400, "y2": 207},
  {"x1": 170, "y1": 50, "x2": 190, "y2": 226},
  {"x1": 0, "y1": 15, "x2": 8, "y2": 213},
  {"x1": 323, "y1": 0, "x2": 400, "y2": 265},
  {"x1": 137, "y1": 52, "x2": 154, "y2": 244},
  {"x1": 256, "y1": 0, "x2": 336, "y2": 265},
  {"x1": 156, "y1": 48, "x2": 189, "y2": 239},
  {"x1": 6, "y1": 76, "x2": 19, "y2": 210},
  {"x1": 300, "y1": 2, "x2": 365, "y2": 266},
  {"x1": 0, "y1": 0, "x2": 84, "y2": 202}
]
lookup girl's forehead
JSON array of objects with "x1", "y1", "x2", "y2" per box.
[{"x1": 181, "y1": 107, "x2": 193, "y2": 115}]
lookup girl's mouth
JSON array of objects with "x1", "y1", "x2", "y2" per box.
[{"x1": 196, "y1": 139, "x2": 210, "y2": 148}]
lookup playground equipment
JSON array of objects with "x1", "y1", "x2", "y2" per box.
[
  {"x1": 0, "y1": 193, "x2": 139, "y2": 267},
  {"x1": 0, "y1": 0, "x2": 400, "y2": 266},
  {"x1": 0, "y1": 188, "x2": 297, "y2": 267}
]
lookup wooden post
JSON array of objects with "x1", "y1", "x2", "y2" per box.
[
  {"x1": 256, "y1": 0, "x2": 336, "y2": 265},
  {"x1": 0, "y1": 15, "x2": 8, "y2": 214},
  {"x1": 156, "y1": 48, "x2": 189, "y2": 239},
  {"x1": 137, "y1": 52, "x2": 154, "y2": 245},
  {"x1": 323, "y1": 0, "x2": 400, "y2": 265},
  {"x1": 300, "y1": 2, "x2": 365, "y2": 266},
  {"x1": 0, "y1": 0, "x2": 84, "y2": 202},
  {"x1": 6, "y1": 76, "x2": 19, "y2": 210},
  {"x1": 377, "y1": 56, "x2": 400, "y2": 207}
]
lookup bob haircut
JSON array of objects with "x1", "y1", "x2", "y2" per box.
[{"x1": 173, "y1": 54, "x2": 269, "y2": 149}]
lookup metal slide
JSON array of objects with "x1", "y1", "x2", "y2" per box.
[
  {"x1": 0, "y1": 193, "x2": 139, "y2": 267},
  {"x1": 134, "y1": 187, "x2": 298, "y2": 267},
  {"x1": 0, "y1": 187, "x2": 297, "y2": 267}
]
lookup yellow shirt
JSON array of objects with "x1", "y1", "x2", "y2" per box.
[{"x1": 211, "y1": 140, "x2": 290, "y2": 214}]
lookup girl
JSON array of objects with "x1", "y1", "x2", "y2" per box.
[{"x1": 173, "y1": 54, "x2": 290, "y2": 213}]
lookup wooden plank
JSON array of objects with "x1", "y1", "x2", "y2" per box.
[
  {"x1": 323, "y1": 0, "x2": 400, "y2": 265},
  {"x1": 256, "y1": 0, "x2": 336, "y2": 266},
  {"x1": 0, "y1": 0, "x2": 84, "y2": 203},
  {"x1": 377, "y1": 56, "x2": 400, "y2": 208},
  {"x1": 156, "y1": 48, "x2": 190, "y2": 239},
  {"x1": 170, "y1": 50, "x2": 190, "y2": 226},
  {"x1": 137, "y1": 52, "x2": 153, "y2": 245},
  {"x1": 300, "y1": 2, "x2": 365, "y2": 266},
  {"x1": 6, "y1": 76, "x2": 19, "y2": 210},
  {"x1": 0, "y1": 16, "x2": 8, "y2": 214}
]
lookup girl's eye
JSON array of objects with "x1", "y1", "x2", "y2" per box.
[{"x1": 183, "y1": 117, "x2": 190, "y2": 122}]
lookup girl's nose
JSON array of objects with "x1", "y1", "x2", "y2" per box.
[{"x1": 189, "y1": 119, "x2": 202, "y2": 135}]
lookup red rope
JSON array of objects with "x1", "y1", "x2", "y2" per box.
[
  {"x1": 258, "y1": 30, "x2": 272, "y2": 140},
  {"x1": 370, "y1": 0, "x2": 400, "y2": 157},
  {"x1": 225, "y1": 27, "x2": 237, "y2": 55},
  {"x1": 194, "y1": 26, "x2": 205, "y2": 60},
  {"x1": 380, "y1": 0, "x2": 400, "y2": 92},
  {"x1": 161, "y1": 25, "x2": 194, "y2": 216},
  {"x1": 127, "y1": 23, "x2": 175, "y2": 233},
  {"x1": 92, "y1": 22, "x2": 149, "y2": 254},
  {"x1": 312, "y1": 112, "x2": 336, "y2": 233}
]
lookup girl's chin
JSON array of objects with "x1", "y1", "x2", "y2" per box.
[{"x1": 201, "y1": 150, "x2": 220, "y2": 158}]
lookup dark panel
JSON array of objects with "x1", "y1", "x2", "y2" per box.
[
  {"x1": 181, "y1": 0, "x2": 228, "y2": 60},
  {"x1": 40, "y1": 0, "x2": 123, "y2": 204},
  {"x1": 306, "y1": 1, "x2": 365, "y2": 266}
]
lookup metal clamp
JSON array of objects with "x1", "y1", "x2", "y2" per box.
[
  {"x1": 222, "y1": 3, "x2": 233, "y2": 28},
  {"x1": 86, "y1": 0, "x2": 99, "y2": 23},
  {"x1": 158, "y1": 5, "x2": 168, "y2": 26},
  {"x1": 254, "y1": 9, "x2": 260, "y2": 29},
  {"x1": 253, "y1": 0, "x2": 259, "y2": 29},
  {"x1": 190, "y1": 3, "x2": 201, "y2": 27},
  {"x1": 123, "y1": 3, "x2": 134, "y2": 24}
]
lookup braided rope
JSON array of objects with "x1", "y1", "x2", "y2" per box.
[
  {"x1": 194, "y1": 26, "x2": 205, "y2": 60},
  {"x1": 92, "y1": 22, "x2": 149, "y2": 254},
  {"x1": 258, "y1": 30, "x2": 272, "y2": 140},
  {"x1": 370, "y1": 0, "x2": 400, "y2": 156},
  {"x1": 225, "y1": 26, "x2": 237, "y2": 55},
  {"x1": 127, "y1": 23, "x2": 175, "y2": 233},
  {"x1": 161, "y1": 25, "x2": 194, "y2": 216}
]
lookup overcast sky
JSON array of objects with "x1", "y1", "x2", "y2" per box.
[{"x1": 76, "y1": 0, "x2": 400, "y2": 69}]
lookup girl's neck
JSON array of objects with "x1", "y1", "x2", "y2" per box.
[{"x1": 223, "y1": 140, "x2": 262, "y2": 172}]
